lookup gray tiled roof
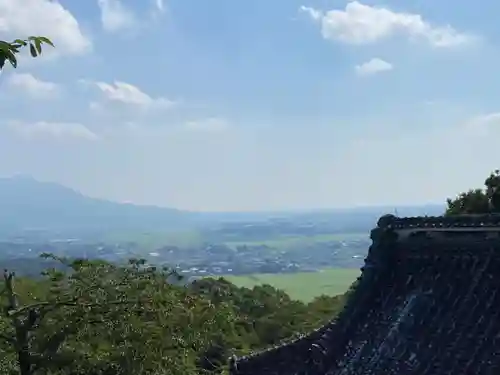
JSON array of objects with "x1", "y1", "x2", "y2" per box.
[{"x1": 229, "y1": 214, "x2": 500, "y2": 375}]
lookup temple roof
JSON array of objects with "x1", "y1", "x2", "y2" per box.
[{"x1": 229, "y1": 214, "x2": 500, "y2": 375}]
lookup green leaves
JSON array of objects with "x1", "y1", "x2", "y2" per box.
[
  {"x1": 13, "y1": 39, "x2": 28, "y2": 47},
  {"x1": 0, "y1": 36, "x2": 55, "y2": 71},
  {"x1": 0, "y1": 254, "x2": 350, "y2": 375},
  {"x1": 445, "y1": 169, "x2": 500, "y2": 215},
  {"x1": 29, "y1": 43, "x2": 37, "y2": 58},
  {"x1": 0, "y1": 40, "x2": 18, "y2": 69},
  {"x1": 1, "y1": 256, "x2": 243, "y2": 375}
]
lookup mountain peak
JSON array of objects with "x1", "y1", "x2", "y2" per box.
[{"x1": 0, "y1": 177, "x2": 190, "y2": 238}]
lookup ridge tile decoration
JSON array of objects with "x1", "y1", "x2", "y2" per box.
[{"x1": 228, "y1": 214, "x2": 500, "y2": 375}]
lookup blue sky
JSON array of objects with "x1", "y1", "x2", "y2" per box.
[{"x1": 0, "y1": 0, "x2": 499, "y2": 211}]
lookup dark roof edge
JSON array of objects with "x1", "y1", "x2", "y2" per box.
[
  {"x1": 228, "y1": 263, "x2": 380, "y2": 374},
  {"x1": 228, "y1": 261, "x2": 383, "y2": 374},
  {"x1": 228, "y1": 313, "x2": 339, "y2": 371},
  {"x1": 377, "y1": 214, "x2": 500, "y2": 230},
  {"x1": 228, "y1": 213, "x2": 499, "y2": 374}
]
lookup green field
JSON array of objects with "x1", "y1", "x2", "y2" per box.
[
  {"x1": 223, "y1": 232, "x2": 367, "y2": 249},
  {"x1": 225, "y1": 268, "x2": 360, "y2": 302},
  {"x1": 102, "y1": 230, "x2": 204, "y2": 250},
  {"x1": 101, "y1": 231, "x2": 368, "y2": 252}
]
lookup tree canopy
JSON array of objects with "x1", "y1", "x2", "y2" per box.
[
  {"x1": 0, "y1": 256, "x2": 350, "y2": 375},
  {"x1": 446, "y1": 170, "x2": 500, "y2": 215}
]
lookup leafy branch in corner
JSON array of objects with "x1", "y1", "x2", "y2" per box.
[{"x1": 0, "y1": 36, "x2": 54, "y2": 70}]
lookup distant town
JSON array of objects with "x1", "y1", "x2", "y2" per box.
[
  {"x1": 0, "y1": 177, "x2": 443, "y2": 279},
  {"x1": 0, "y1": 235, "x2": 370, "y2": 278}
]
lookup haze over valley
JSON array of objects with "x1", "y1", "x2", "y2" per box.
[{"x1": 0, "y1": 176, "x2": 444, "y2": 285}]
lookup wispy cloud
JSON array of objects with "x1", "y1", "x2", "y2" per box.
[
  {"x1": 300, "y1": 1, "x2": 477, "y2": 48},
  {"x1": 154, "y1": 0, "x2": 165, "y2": 13},
  {"x1": 6, "y1": 73, "x2": 60, "y2": 99},
  {"x1": 97, "y1": 0, "x2": 137, "y2": 33},
  {"x1": 81, "y1": 79, "x2": 176, "y2": 110},
  {"x1": 97, "y1": 0, "x2": 167, "y2": 33},
  {"x1": 355, "y1": 58, "x2": 393, "y2": 76},
  {"x1": 464, "y1": 112, "x2": 500, "y2": 137}
]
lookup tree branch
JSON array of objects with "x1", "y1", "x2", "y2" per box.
[{"x1": 8, "y1": 298, "x2": 151, "y2": 317}]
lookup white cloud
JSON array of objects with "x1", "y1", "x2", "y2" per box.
[
  {"x1": 185, "y1": 118, "x2": 229, "y2": 132},
  {"x1": 97, "y1": 0, "x2": 137, "y2": 32},
  {"x1": 355, "y1": 58, "x2": 393, "y2": 76},
  {"x1": 8, "y1": 121, "x2": 98, "y2": 141},
  {"x1": 154, "y1": 0, "x2": 165, "y2": 13},
  {"x1": 90, "y1": 80, "x2": 176, "y2": 109},
  {"x1": 0, "y1": 0, "x2": 91, "y2": 55},
  {"x1": 300, "y1": 2, "x2": 476, "y2": 48},
  {"x1": 97, "y1": 0, "x2": 165, "y2": 32},
  {"x1": 6, "y1": 73, "x2": 60, "y2": 98}
]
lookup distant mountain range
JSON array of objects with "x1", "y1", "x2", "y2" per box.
[
  {"x1": 0, "y1": 176, "x2": 445, "y2": 239},
  {"x1": 0, "y1": 176, "x2": 196, "y2": 237}
]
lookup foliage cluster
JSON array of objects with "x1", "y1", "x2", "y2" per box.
[
  {"x1": 0, "y1": 255, "x2": 350, "y2": 375},
  {"x1": 0, "y1": 37, "x2": 53, "y2": 70},
  {"x1": 446, "y1": 170, "x2": 500, "y2": 215}
]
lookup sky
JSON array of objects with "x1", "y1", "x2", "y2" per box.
[{"x1": 0, "y1": 0, "x2": 499, "y2": 211}]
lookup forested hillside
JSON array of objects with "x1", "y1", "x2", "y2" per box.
[{"x1": 0, "y1": 256, "x2": 351, "y2": 375}]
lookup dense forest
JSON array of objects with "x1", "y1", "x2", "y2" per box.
[{"x1": 0, "y1": 255, "x2": 351, "y2": 375}]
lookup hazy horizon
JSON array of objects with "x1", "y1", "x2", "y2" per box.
[
  {"x1": 0, "y1": 174, "x2": 445, "y2": 213},
  {"x1": 1, "y1": 0, "x2": 498, "y2": 211}
]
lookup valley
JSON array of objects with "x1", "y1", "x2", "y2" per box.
[{"x1": 0, "y1": 176, "x2": 445, "y2": 301}]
